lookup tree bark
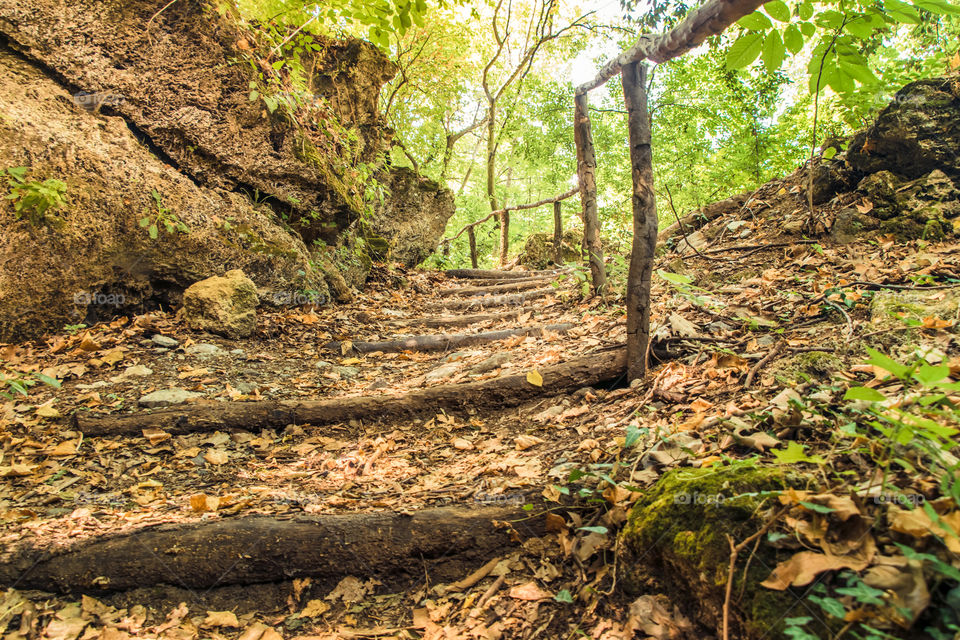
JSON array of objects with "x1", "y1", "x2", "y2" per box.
[
  {"x1": 430, "y1": 287, "x2": 556, "y2": 311},
  {"x1": 73, "y1": 350, "x2": 627, "y2": 437},
  {"x1": 467, "y1": 226, "x2": 479, "y2": 268},
  {"x1": 440, "y1": 277, "x2": 555, "y2": 297},
  {"x1": 328, "y1": 324, "x2": 572, "y2": 355},
  {"x1": 2, "y1": 507, "x2": 545, "y2": 593},
  {"x1": 553, "y1": 200, "x2": 563, "y2": 263},
  {"x1": 623, "y1": 62, "x2": 659, "y2": 381},
  {"x1": 445, "y1": 268, "x2": 564, "y2": 279},
  {"x1": 573, "y1": 92, "x2": 607, "y2": 295},
  {"x1": 499, "y1": 210, "x2": 510, "y2": 266}
]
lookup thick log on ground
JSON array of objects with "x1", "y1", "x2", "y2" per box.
[
  {"x1": 657, "y1": 192, "x2": 748, "y2": 244},
  {"x1": 444, "y1": 268, "x2": 563, "y2": 280},
  {"x1": 430, "y1": 288, "x2": 556, "y2": 312},
  {"x1": 73, "y1": 349, "x2": 627, "y2": 436},
  {"x1": 1, "y1": 506, "x2": 544, "y2": 594},
  {"x1": 328, "y1": 323, "x2": 573, "y2": 355},
  {"x1": 396, "y1": 310, "x2": 526, "y2": 328},
  {"x1": 440, "y1": 277, "x2": 555, "y2": 297}
]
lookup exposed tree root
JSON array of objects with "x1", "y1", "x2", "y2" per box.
[
  {"x1": 444, "y1": 269, "x2": 564, "y2": 280},
  {"x1": 1, "y1": 506, "x2": 545, "y2": 594},
  {"x1": 73, "y1": 349, "x2": 627, "y2": 436},
  {"x1": 393, "y1": 309, "x2": 525, "y2": 328},
  {"x1": 439, "y1": 277, "x2": 555, "y2": 297},
  {"x1": 328, "y1": 323, "x2": 573, "y2": 355},
  {"x1": 429, "y1": 288, "x2": 556, "y2": 312}
]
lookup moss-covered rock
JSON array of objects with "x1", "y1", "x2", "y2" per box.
[
  {"x1": 621, "y1": 464, "x2": 812, "y2": 639},
  {"x1": 769, "y1": 351, "x2": 844, "y2": 385},
  {"x1": 518, "y1": 231, "x2": 582, "y2": 269}
]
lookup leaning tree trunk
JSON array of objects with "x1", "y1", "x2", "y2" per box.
[
  {"x1": 573, "y1": 93, "x2": 607, "y2": 295},
  {"x1": 623, "y1": 62, "x2": 659, "y2": 381},
  {"x1": 467, "y1": 226, "x2": 479, "y2": 268},
  {"x1": 553, "y1": 200, "x2": 563, "y2": 263}
]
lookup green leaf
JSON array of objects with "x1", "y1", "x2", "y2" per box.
[
  {"x1": 737, "y1": 11, "x2": 773, "y2": 30},
  {"x1": 771, "y1": 441, "x2": 826, "y2": 465},
  {"x1": 800, "y1": 501, "x2": 837, "y2": 514},
  {"x1": 913, "y1": 364, "x2": 950, "y2": 386},
  {"x1": 914, "y1": 0, "x2": 960, "y2": 14},
  {"x1": 33, "y1": 373, "x2": 61, "y2": 388},
  {"x1": 798, "y1": 1, "x2": 814, "y2": 19},
  {"x1": 762, "y1": 30, "x2": 785, "y2": 73},
  {"x1": 148, "y1": 224, "x2": 158, "y2": 240},
  {"x1": 783, "y1": 24, "x2": 804, "y2": 53},
  {"x1": 7, "y1": 166, "x2": 28, "y2": 181},
  {"x1": 799, "y1": 21, "x2": 816, "y2": 36},
  {"x1": 579, "y1": 526, "x2": 609, "y2": 534},
  {"x1": 139, "y1": 216, "x2": 151, "y2": 228},
  {"x1": 866, "y1": 348, "x2": 910, "y2": 379},
  {"x1": 764, "y1": 1, "x2": 792, "y2": 21},
  {"x1": 625, "y1": 425, "x2": 642, "y2": 448},
  {"x1": 837, "y1": 59, "x2": 878, "y2": 85},
  {"x1": 883, "y1": 0, "x2": 921, "y2": 23},
  {"x1": 727, "y1": 32, "x2": 766, "y2": 69},
  {"x1": 657, "y1": 270, "x2": 693, "y2": 286},
  {"x1": 844, "y1": 386, "x2": 887, "y2": 403},
  {"x1": 822, "y1": 146, "x2": 837, "y2": 159},
  {"x1": 554, "y1": 589, "x2": 574, "y2": 603}
]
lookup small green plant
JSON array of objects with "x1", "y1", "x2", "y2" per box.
[
  {"x1": 2, "y1": 166, "x2": 68, "y2": 225},
  {"x1": 0, "y1": 369, "x2": 61, "y2": 400},
  {"x1": 139, "y1": 189, "x2": 189, "y2": 239},
  {"x1": 63, "y1": 323, "x2": 88, "y2": 334}
]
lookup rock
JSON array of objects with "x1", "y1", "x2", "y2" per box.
[
  {"x1": 470, "y1": 353, "x2": 513, "y2": 374},
  {"x1": 315, "y1": 361, "x2": 334, "y2": 370},
  {"x1": 331, "y1": 366, "x2": 360, "y2": 379},
  {"x1": 519, "y1": 231, "x2": 583, "y2": 269},
  {"x1": 229, "y1": 349, "x2": 245, "y2": 356},
  {"x1": 139, "y1": 388, "x2": 201, "y2": 408},
  {"x1": 183, "y1": 270, "x2": 259, "y2": 339},
  {"x1": 847, "y1": 75, "x2": 960, "y2": 180},
  {"x1": 76, "y1": 380, "x2": 112, "y2": 390},
  {"x1": 234, "y1": 382, "x2": 258, "y2": 394},
  {"x1": 185, "y1": 343, "x2": 223, "y2": 356},
  {"x1": 870, "y1": 289, "x2": 960, "y2": 333},
  {"x1": 151, "y1": 335, "x2": 179, "y2": 348},
  {"x1": 621, "y1": 466, "x2": 802, "y2": 638},
  {"x1": 367, "y1": 167, "x2": 456, "y2": 267},
  {"x1": 425, "y1": 362, "x2": 461, "y2": 383},
  {"x1": 120, "y1": 364, "x2": 153, "y2": 378},
  {"x1": 0, "y1": 50, "x2": 323, "y2": 342},
  {"x1": 853, "y1": 170, "x2": 960, "y2": 241}
]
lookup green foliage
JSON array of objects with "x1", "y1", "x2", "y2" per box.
[
  {"x1": 2, "y1": 166, "x2": 68, "y2": 226},
  {"x1": 139, "y1": 189, "x2": 189, "y2": 239},
  {"x1": 0, "y1": 368, "x2": 61, "y2": 400}
]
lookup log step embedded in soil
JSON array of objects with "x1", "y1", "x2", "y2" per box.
[
  {"x1": 328, "y1": 323, "x2": 572, "y2": 354},
  {"x1": 430, "y1": 288, "x2": 556, "y2": 312},
  {"x1": 73, "y1": 349, "x2": 626, "y2": 436}
]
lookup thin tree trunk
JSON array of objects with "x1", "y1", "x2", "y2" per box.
[
  {"x1": 468, "y1": 226, "x2": 479, "y2": 268},
  {"x1": 553, "y1": 200, "x2": 563, "y2": 263},
  {"x1": 499, "y1": 211, "x2": 510, "y2": 266},
  {"x1": 623, "y1": 62, "x2": 659, "y2": 381},
  {"x1": 573, "y1": 93, "x2": 607, "y2": 295}
]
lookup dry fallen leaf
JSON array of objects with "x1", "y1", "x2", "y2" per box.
[
  {"x1": 202, "y1": 611, "x2": 239, "y2": 628},
  {"x1": 761, "y1": 551, "x2": 871, "y2": 590},
  {"x1": 526, "y1": 369, "x2": 543, "y2": 387},
  {"x1": 507, "y1": 582, "x2": 551, "y2": 601},
  {"x1": 514, "y1": 434, "x2": 543, "y2": 450}
]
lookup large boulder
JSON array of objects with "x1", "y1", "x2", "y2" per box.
[
  {"x1": 519, "y1": 231, "x2": 583, "y2": 269},
  {"x1": 846, "y1": 75, "x2": 960, "y2": 180},
  {"x1": 0, "y1": 49, "x2": 322, "y2": 342},
  {"x1": 367, "y1": 167, "x2": 456, "y2": 267},
  {"x1": 183, "y1": 270, "x2": 259, "y2": 339}
]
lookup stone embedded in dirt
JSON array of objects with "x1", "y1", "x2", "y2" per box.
[
  {"x1": 183, "y1": 270, "x2": 259, "y2": 339},
  {"x1": 76, "y1": 380, "x2": 112, "y2": 390},
  {"x1": 185, "y1": 343, "x2": 224, "y2": 356},
  {"x1": 470, "y1": 353, "x2": 513, "y2": 374},
  {"x1": 151, "y1": 335, "x2": 179, "y2": 348},
  {"x1": 332, "y1": 366, "x2": 360, "y2": 379},
  {"x1": 119, "y1": 365, "x2": 153, "y2": 378},
  {"x1": 139, "y1": 388, "x2": 202, "y2": 408},
  {"x1": 425, "y1": 362, "x2": 462, "y2": 383}
]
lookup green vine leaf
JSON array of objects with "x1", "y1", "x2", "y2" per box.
[{"x1": 726, "y1": 32, "x2": 765, "y2": 70}]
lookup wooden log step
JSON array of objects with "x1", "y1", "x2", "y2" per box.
[
  {"x1": 328, "y1": 323, "x2": 572, "y2": 355},
  {"x1": 1, "y1": 506, "x2": 544, "y2": 594},
  {"x1": 72, "y1": 349, "x2": 626, "y2": 436},
  {"x1": 444, "y1": 268, "x2": 565, "y2": 280},
  {"x1": 429, "y1": 288, "x2": 556, "y2": 312},
  {"x1": 394, "y1": 309, "x2": 526, "y2": 329},
  {"x1": 439, "y1": 277, "x2": 555, "y2": 297}
]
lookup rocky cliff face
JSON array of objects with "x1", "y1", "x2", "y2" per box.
[{"x1": 0, "y1": 0, "x2": 455, "y2": 341}]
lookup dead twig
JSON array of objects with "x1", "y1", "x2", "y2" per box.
[{"x1": 744, "y1": 343, "x2": 784, "y2": 388}]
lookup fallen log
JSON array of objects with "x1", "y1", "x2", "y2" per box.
[
  {"x1": 396, "y1": 310, "x2": 527, "y2": 328},
  {"x1": 429, "y1": 288, "x2": 557, "y2": 312},
  {"x1": 444, "y1": 268, "x2": 564, "y2": 280},
  {"x1": 328, "y1": 323, "x2": 573, "y2": 355},
  {"x1": 657, "y1": 192, "x2": 748, "y2": 244},
  {"x1": 1, "y1": 506, "x2": 544, "y2": 594},
  {"x1": 439, "y1": 277, "x2": 555, "y2": 297},
  {"x1": 73, "y1": 349, "x2": 627, "y2": 436}
]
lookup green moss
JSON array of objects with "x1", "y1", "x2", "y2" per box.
[
  {"x1": 771, "y1": 350, "x2": 843, "y2": 384},
  {"x1": 621, "y1": 463, "x2": 812, "y2": 638}
]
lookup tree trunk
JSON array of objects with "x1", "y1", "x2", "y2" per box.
[
  {"x1": 553, "y1": 200, "x2": 563, "y2": 263},
  {"x1": 623, "y1": 62, "x2": 659, "y2": 381},
  {"x1": 468, "y1": 226, "x2": 479, "y2": 268},
  {"x1": 573, "y1": 93, "x2": 607, "y2": 295},
  {"x1": 499, "y1": 210, "x2": 510, "y2": 266}
]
